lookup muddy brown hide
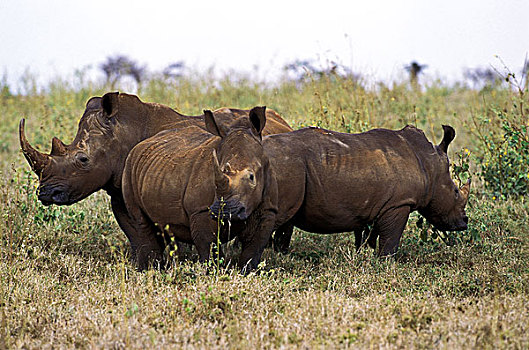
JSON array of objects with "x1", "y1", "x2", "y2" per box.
[
  {"x1": 208, "y1": 109, "x2": 470, "y2": 258},
  {"x1": 19, "y1": 92, "x2": 290, "y2": 204},
  {"x1": 121, "y1": 107, "x2": 279, "y2": 270},
  {"x1": 19, "y1": 93, "x2": 291, "y2": 266}
]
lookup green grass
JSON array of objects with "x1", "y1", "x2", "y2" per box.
[{"x1": 1, "y1": 71, "x2": 528, "y2": 348}]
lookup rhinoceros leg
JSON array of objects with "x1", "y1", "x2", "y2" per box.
[
  {"x1": 354, "y1": 228, "x2": 368, "y2": 251},
  {"x1": 190, "y1": 211, "x2": 218, "y2": 263},
  {"x1": 273, "y1": 222, "x2": 294, "y2": 254},
  {"x1": 238, "y1": 209, "x2": 276, "y2": 273},
  {"x1": 355, "y1": 226, "x2": 378, "y2": 251},
  {"x1": 367, "y1": 230, "x2": 378, "y2": 250},
  {"x1": 111, "y1": 196, "x2": 164, "y2": 270},
  {"x1": 375, "y1": 206, "x2": 411, "y2": 256}
]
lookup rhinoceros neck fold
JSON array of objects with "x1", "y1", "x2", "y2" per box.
[{"x1": 107, "y1": 103, "x2": 204, "y2": 194}]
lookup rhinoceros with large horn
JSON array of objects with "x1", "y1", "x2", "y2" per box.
[{"x1": 19, "y1": 93, "x2": 291, "y2": 261}]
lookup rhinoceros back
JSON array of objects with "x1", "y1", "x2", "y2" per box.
[
  {"x1": 265, "y1": 126, "x2": 435, "y2": 233},
  {"x1": 122, "y1": 126, "x2": 217, "y2": 228}
]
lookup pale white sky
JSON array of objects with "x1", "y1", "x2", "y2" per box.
[{"x1": 1, "y1": 0, "x2": 528, "y2": 89}]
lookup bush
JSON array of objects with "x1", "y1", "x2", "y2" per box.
[
  {"x1": 478, "y1": 110, "x2": 528, "y2": 198},
  {"x1": 472, "y1": 71, "x2": 528, "y2": 199}
]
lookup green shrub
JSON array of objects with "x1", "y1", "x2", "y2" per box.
[{"x1": 473, "y1": 95, "x2": 528, "y2": 198}]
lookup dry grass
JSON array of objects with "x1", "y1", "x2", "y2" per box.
[{"x1": 1, "y1": 73, "x2": 528, "y2": 348}]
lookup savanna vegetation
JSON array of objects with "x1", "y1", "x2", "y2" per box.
[{"x1": 1, "y1": 59, "x2": 528, "y2": 348}]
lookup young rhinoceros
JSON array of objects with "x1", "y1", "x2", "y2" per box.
[
  {"x1": 121, "y1": 108, "x2": 280, "y2": 270},
  {"x1": 207, "y1": 107, "x2": 470, "y2": 258}
]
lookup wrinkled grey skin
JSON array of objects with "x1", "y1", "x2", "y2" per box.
[{"x1": 209, "y1": 108, "x2": 471, "y2": 257}]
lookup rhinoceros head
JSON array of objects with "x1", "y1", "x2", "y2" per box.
[
  {"x1": 206, "y1": 106, "x2": 269, "y2": 221},
  {"x1": 419, "y1": 125, "x2": 471, "y2": 231},
  {"x1": 19, "y1": 92, "x2": 140, "y2": 205}
]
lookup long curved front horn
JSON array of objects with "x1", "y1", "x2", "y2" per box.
[{"x1": 19, "y1": 119, "x2": 50, "y2": 174}]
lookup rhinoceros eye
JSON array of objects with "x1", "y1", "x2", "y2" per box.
[
  {"x1": 75, "y1": 152, "x2": 89, "y2": 165},
  {"x1": 249, "y1": 173, "x2": 255, "y2": 182}
]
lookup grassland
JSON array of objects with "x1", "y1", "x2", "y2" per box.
[{"x1": 0, "y1": 70, "x2": 528, "y2": 349}]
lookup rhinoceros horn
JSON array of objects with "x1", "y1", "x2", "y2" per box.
[
  {"x1": 50, "y1": 137, "x2": 67, "y2": 156},
  {"x1": 19, "y1": 119, "x2": 50, "y2": 175},
  {"x1": 212, "y1": 149, "x2": 230, "y2": 193}
]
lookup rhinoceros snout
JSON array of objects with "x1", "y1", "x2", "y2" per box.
[
  {"x1": 210, "y1": 199, "x2": 248, "y2": 221},
  {"x1": 460, "y1": 215, "x2": 469, "y2": 230},
  {"x1": 232, "y1": 206, "x2": 248, "y2": 221},
  {"x1": 447, "y1": 215, "x2": 468, "y2": 231},
  {"x1": 38, "y1": 186, "x2": 69, "y2": 206}
]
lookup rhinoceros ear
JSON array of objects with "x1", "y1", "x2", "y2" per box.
[
  {"x1": 249, "y1": 106, "x2": 266, "y2": 138},
  {"x1": 101, "y1": 92, "x2": 119, "y2": 117},
  {"x1": 85, "y1": 97, "x2": 102, "y2": 111},
  {"x1": 204, "y1": 110, "x2": 228, "y2": 138},
  {"x1": 438, "y1": 125, "x2": 455, "y2": 153}
]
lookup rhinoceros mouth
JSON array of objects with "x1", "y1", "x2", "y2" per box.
[
  {"x1": 38, "y1": 186, "x2": 72, "y2": 206},
  {"x1": 209, "y1": 200, "x2": 248, "y2": 221},
  {"x1": 431, "y1": 216, "x2": 468, "y2": 232},
  {"x1": 446, "y1": 220, "x2": 468, "y2": 232}
]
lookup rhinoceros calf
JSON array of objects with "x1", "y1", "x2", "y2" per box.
[
  {"x1": 19, "y1": 93, "x2": 291, "y2": 265},
  {"x1": 208, "y1": 107, "x2": 470, "y2": 260},
  {"x1": 121, "y1": 109, "x2": 279, "y2": 270}
]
